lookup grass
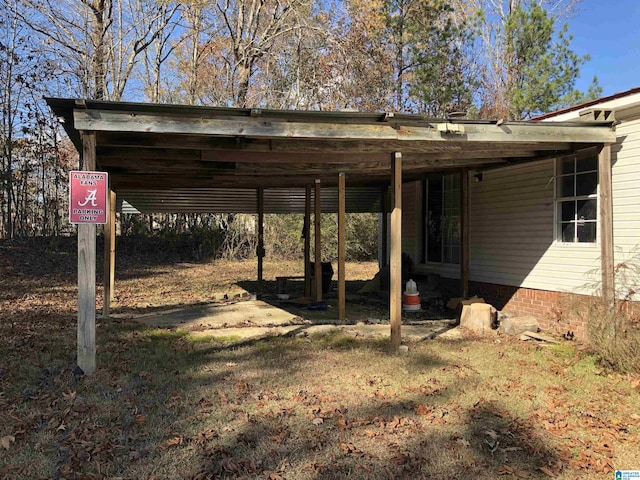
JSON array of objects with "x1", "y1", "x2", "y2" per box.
[{"x1": 1, "y1": 239, "x2": 640, "y2": 478}]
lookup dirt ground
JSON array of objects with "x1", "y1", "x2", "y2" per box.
[{"x1": 1, "y1": 238, "x2": 640, "y2": 479}]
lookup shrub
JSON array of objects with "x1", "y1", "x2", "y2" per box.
[
  {"x1": 584, "y1": 298, "x2": 640, "y2": 373},
  {"x1": 576, "y1": 252, "x2": 640, "y2": 373}
]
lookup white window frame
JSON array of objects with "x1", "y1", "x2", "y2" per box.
[{"x1": 554, "y1": 155, "x2": 599, "y2": 245}]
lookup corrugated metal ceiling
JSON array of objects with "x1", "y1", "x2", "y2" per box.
[{"x1": 118, "y1": 187, "x2": 386, "y2": 214}]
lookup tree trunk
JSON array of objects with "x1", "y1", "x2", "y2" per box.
[
  {"x1": 89, "y1": 0, "x2": 110, "y2": 100},
  {"x1": 236, "y1": 62, "x2": 251, "y2": 107}
]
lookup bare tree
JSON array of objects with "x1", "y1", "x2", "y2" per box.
[
  {"x1": 214, "y1": 0, "x2": 309, "y2": 107},
  {"x1": 0, "y1": 0, "x2": 41, "y2": 237},
  {"x1": 17, "y1": 0, "x2": 181, "y2": 100},
  {"x1": 108, "y1": 0, "x2": 182, "y2": 100},
  {"x1": 140, "y1": 1, "x2": 183, "y2": 102}
]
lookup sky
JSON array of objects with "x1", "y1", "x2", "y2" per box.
[{"x1": 568, "y1": 0, "x2": 640, "y2": 97}]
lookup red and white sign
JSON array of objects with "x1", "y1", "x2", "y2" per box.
[{"x1": 69, "y1": 171, "x2": 109, "y2": 224}]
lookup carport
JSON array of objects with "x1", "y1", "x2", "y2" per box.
[{"x1": 46, "y1": 98, "x2": 616, "y2": 374}]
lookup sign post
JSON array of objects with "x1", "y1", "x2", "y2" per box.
[
  {"x1": 69, "y1": 167, "x2": 107, "y2": 375},
  {"x1": 69, "y1": 171, "x2": 109, "y2": 224}
]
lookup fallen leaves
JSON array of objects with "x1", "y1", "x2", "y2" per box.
[
  {"x1": 338, "y1": 442, "x2": 361, "y2": 455},
  {"x1": 0, "y1": 464, "x2": 21, "y2": 476},
  {"x1": 214, "y1": 455, "x2": 258, "y2": 475},
  {"x1": 538, "y1": 465, "x2": 558, "y2": 477},
  {"x1": 498, "y1": 464, "x2": 532, "y2": 477},
  {"x1": 161, "y1": 435, "x2": 185, "y2": 448},
  {"x1": 1, "y1": 435, "x2": 15, "y2": 450},
  {"x1": 3, "y1": 244, "x2": 640, "y2": 480},
  {"x1": 455, "y1": 437, "x2": 470, "y2": 447}
]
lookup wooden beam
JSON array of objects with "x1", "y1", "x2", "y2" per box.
[
  {"x1": 338, "y1": 172, "x2": 346, "y2": 321},
  {"x1": 102, "y1": 189, "x2": 116, "y2": 318},
  {"x1": 202, "y1": 150, "x2": 531, "y2": 165},
  {"x1": 314, "y1": 179, "x2": 322, "y2": 302},
  {"x1": 304, "y1": 184, "x2": 311, "y2": 297},
  {"x1": 108, "y1": 191, "x2": 116, "y2": 298},
  {"x1": 263, "y1": 140, "x2": 576, "y2": 155},
  {"x1": 381, "y1": 187, "x2": 388, "y2": 267},
  {"x1": 390, "y1": 152, "x2": 402, "y2": 349},
  {"x1": 460, "y1": 168, "x2": 470, "y2": 298},
  {"x1": 109, "y1": 173, "x2": 388, "y2": 189},
  {"x1": 98, "y1": 146, "x2": 203, "y2": 160},
  {"x1": 96, "y1": 131, "x2": 576, "y2": 154},
  {"x1": 599, "y1": 144, "x2": 614, "y2": 305},
  {"x1": 78, "y1": 131, "x2": 97, "y2": 375},
  {"x1": 230, "y1": 156, "x2": 512, "y2": 173},
  {"x1": 101, "y1": 152, "x2": 519, "y2": 175},
  {"x1": 100, "y1": 132, "x2": 576, "y2": 155},
  {"x1": 257, "y1": 187, "x2": 265, "y2": 299},
  {"x1": 98, "y1": 132, "x2": 271, "y2": 151},
  {"x1": 76, "y1": 109, "x2": 617, "y2": 144}
]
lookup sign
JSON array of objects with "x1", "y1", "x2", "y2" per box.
[{"x1": 69, "y1": 171, "x2": 108, "y2": 224}]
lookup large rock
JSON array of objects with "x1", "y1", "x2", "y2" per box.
[
  {"x1": 499, "y1": 316, "x2": 539, "y2": 336},
  {"x1": 460, "y1": 303, "x2": 495, "y2": 335}
]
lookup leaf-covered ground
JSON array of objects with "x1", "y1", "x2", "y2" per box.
[{"x1": 1, "y1": 237, "x2": 640, "y2": 479}]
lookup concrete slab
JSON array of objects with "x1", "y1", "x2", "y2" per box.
[
  {"x1": 130, "y1": 299, "x2": 304, "y2": 330},
  {"x1": 123, "y1": 300, "x2": 456, "y2": 342}
]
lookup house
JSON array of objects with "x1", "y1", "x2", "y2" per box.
[{"x1": 398, "y1": 87, "x2": 640, "y2": 339}]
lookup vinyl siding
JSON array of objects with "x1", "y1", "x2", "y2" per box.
[
  {"x1": 417, "y1": 163, "x2": 576, "y2": 287},
  {"x1": 469, "y1": 160, "x2": 600, "y2": 294},
  {"x1": 612, "y1": 118, "x2": 640, "y2": 300}
]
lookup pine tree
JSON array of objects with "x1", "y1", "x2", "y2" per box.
[{"x1": 501, "y1": 2, "x2": 599, "y2": 119}]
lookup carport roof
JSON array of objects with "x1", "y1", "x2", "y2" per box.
[{"x1": 46, "y1": 97, "x2": 616, "y2": 214}]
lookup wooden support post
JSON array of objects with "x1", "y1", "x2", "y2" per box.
[
  {"x1": 460, "y1": 168, "x2": 470, "y2": 298},
  {"x1": 257, "y1": 187, "x2": 265, "y2": 299},
  {"x1": 108, "y1": 190, "x2": 116, "y2": 299},
  {"x1": 338, "y1": 173, "x2": 346, "y2": 321},
  {"x1": 381, "y1": 187, "x2": 388, "y2": 267},
  {"x1": 314, "y1": 179, "x2": 322, "y2": 302},
  {"x1": 304, "y1": 184, "x2": 311, "y2": 297},
  {"x1": 390, "y1": 152, "x2": 402, "y2": 349},
  {"x1": 599, "y1": 144, "x2": 614, "y2": 306},
  {"x1": 78, "y1": 132, "x2": 97, "y2": 375},
  {"x1": 102, "y1": 189, "x2": 116, "y2": 318}
]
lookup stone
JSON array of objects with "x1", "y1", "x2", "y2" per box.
[{"x1": 499, "y1": 316, "x2": 539, "y2": 336}]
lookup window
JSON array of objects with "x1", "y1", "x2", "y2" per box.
[
  {"x1": 423, "y1": 173, "x2": 460, "y2": 264},
  {"x1": 555, "y1": 156, "x2": 598, "y2": 243}
]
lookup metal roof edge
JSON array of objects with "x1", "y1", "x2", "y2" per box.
[{"x1": 45, "y1": 97, "x2": 616, "y2": 128}]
